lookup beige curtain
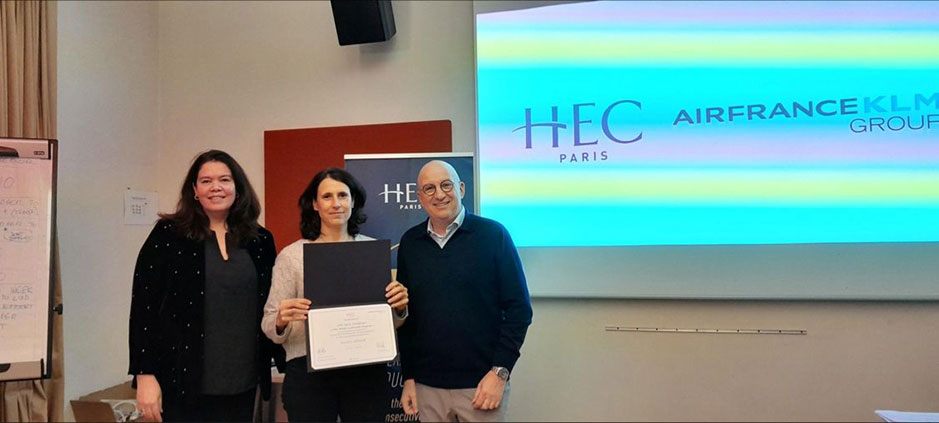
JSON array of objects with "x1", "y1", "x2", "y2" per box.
[{"x1": 0, "y1": 1, "x2": 61, "y2": 421}]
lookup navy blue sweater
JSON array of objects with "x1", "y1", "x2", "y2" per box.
[{"x1": 396, "y1": 213, "x2": 533, "y2": 389}]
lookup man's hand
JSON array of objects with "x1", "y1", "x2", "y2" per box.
[
  {"x1": 136, "y1": 374, "x2": 163, "y2": 422},
  {"x1": 471, "y1": 370, "x2": 506, "y2": 410},
  {"x1": 385, "y1": 281, "x2": 409, "y2": 313},
  {"x1": 401, "y1": 378, "x2": 419, "y2": 415}
]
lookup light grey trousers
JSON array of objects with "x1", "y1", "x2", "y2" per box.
[{"x1": 415, "y1": 382, "x2": 511, "y2": 422}]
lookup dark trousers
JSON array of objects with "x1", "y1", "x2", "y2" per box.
[
  {"x1": 282, "y1": 357, "x2": 389, "y2": 422},
  {"x1": 162, "y1": 388, "x2": 256, "y2": 422}
]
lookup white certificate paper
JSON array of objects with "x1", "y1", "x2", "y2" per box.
[{"x1": 307, "y1": 303, "x2": 397, "y2": 371}]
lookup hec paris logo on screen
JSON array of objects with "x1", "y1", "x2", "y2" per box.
[
  {"x1": 512, "y1": 99, "x2": 643, "y2": 164},
  {"x1": 378, "y1": 183, "x2": 423, "y2": 210}
]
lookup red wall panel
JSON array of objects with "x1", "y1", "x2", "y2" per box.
[{"x1": 264, "y1": 120, "x2": 452, "y2": 251}]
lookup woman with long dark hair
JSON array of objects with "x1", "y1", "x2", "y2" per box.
[
  {"x1": 262, "y1": 167, "x2": 408, "y2": 422},
  {"x1": 129, "y1": 150, "x2": 279, "y2": 422}
]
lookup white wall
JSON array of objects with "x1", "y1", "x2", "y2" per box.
[
  {"x1": 154, "y1": 0, "x2": 476, "y2": 217},
  {"x1": 513, "y1": 299, "x2": 939, "y2": 422},
  {"x1": 58, "y1": 0, "x2": 159, "y2": 405},
  {"x1": 57, "y1": 1, "x2": 939, "y2": 421}
]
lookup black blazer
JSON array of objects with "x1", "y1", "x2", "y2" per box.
[{"x1": 128, "y1": 219, "x2": 282, "y2": 402}]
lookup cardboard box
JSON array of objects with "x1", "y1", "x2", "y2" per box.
[{"x1": 72, "y1": 380, "x2": 138, "y2": 422}]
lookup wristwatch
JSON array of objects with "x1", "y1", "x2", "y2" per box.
[{"x1": 491, "y1": 366, "x2": 510, "y2": 381}]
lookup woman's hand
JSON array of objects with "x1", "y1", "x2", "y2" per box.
[
  {"x1": 385, "y1": 281, "x2": 409, "y2": 313},
  {"x1": 275, "y1": 298, "x2": 311, "y2": 333},
  {"x1": 136, "y1": 374, "x2": 162, "y2": 422}
]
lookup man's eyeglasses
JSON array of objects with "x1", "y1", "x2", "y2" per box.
[{"x1": 421, "y1": 180, "x2": 455, "y2": 197}]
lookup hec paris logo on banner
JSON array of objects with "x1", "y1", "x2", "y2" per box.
[{"x1": 377, "y1": 182, "x2": 421, "y2": 210}]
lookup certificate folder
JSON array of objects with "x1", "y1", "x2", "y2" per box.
[
  {"x1": 302, "y1": 239, "x2": 397, "y2": 371},
  {"x1": 303, "y1": 239, "x2": 391, "y2": 307}
]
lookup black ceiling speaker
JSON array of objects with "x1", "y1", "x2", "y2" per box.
[{"x1": 330, "y1": 0, "x2": 396, "y2": 46}]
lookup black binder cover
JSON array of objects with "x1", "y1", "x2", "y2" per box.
[{"x1": 302, "y1": 239, "x2": 391, "y2": 308}]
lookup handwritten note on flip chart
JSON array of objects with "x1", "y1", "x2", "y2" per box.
[{"x1": 0, "y1": 150, "x2": 53, "y2": 369}]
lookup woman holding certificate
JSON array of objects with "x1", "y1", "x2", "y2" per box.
[{"x1": 262, "y1": 167, "x2": 409, "y2": 422}]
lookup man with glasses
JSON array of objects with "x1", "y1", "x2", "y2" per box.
[{"x1": 396, "y1": 160, "x2": 533, "y2": 422}]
